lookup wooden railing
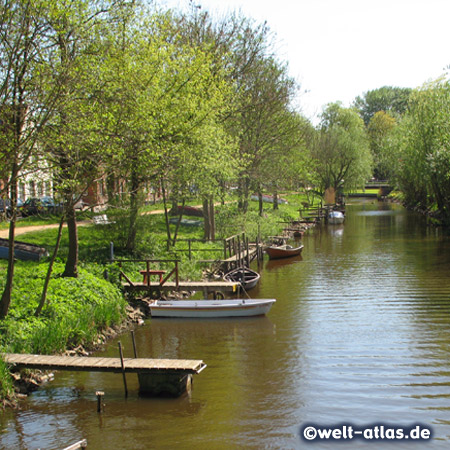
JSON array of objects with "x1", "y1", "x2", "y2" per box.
[
  {"x1": 169, "y1": 238, "x2": 225, "y2": 261},
  {"x1": 113, "y1": 259, "x2": 180, "y2": 288}
]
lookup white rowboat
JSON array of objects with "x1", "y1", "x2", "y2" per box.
[
  {"x1": 328, "y1": 210, "x2": 345, "y2": 224},
  {"x1": 149, "y1": 299, "x2": 276, "y2": 318}
]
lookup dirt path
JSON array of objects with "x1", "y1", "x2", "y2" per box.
[
  {"x1": 0, "y1": 220, "x2": 92, "y2": 239},
  {"x1": 0, "y1": 203, "x2": 220, "y2": 239},
  {"x1": 0, "y1": 210, "x2": 166, "y2": 240}
]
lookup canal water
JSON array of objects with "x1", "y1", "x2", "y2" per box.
[{"x1": 2, "y1": 200, "x2": 450, "y2": 449}]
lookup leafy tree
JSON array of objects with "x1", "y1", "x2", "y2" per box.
[
  {"x1": 391, "y1": 79, "x2": 450, "y2": 223},
  {"x1": 0, "y1": 0, "x2": 64, "y2": 318},
  {"x1": 24, "y1": 0, "x2": 131, "y2": 278},
  {"x1": 354, "y1": 86, "x2": 412, "y2": 125},
  {"x1": 104, "y1": 9, "x2": 236, "y2": 249},
  {"x1": 367, "y1": 111, "x2": 397, "y2": 179},
  {"x1": 309, "y1": 103, "x2": 372, "y2": 201}
]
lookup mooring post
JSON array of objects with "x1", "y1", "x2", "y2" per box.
[
  {"x1": 118, "y1": 342, "x2": 128, "y2": 398},
  {"x1": 96, "y1": 390, "x2": 104, "y2": 413},
  {"x1": 131, "y1": 331, "x2": 138, "y2": 358}
]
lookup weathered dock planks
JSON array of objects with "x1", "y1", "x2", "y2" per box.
[{"x1": 2, "y1": 353, "x2": 206, "y2": 374}]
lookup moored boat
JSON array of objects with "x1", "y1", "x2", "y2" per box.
[
  {"x1": 149, "y1": 299, "x2": 276, "y2": 318},
  {"x1": 265, "y1": 244, "x2": 304, "y2": 260},
  {"x1": 223, "y1": 267, "x2": 260, "y2": 290},
  {"x1": 327, "y1": 210, "x2": 345, "y2": 224},
  {"x1": 0, "y1": 238, "x2": 48, "y2": 261}
]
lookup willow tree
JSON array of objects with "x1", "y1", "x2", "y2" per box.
[
  {"x1": 310, "y1": 102, "x2": 372, "y2": 202},
  {"x1": 391, "y1": 79, "x2": 450, "y2": 223}
]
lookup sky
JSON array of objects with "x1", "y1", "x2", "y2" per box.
[{"x1": 161, "y1": 0, "x2": 450, "y2": 123}]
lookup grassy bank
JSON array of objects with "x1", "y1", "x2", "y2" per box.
[
  {"x1": 0, "y1": 262, "x2": 127, "y2": 405},
  {"x1": 0, "y1": 193, "x2": 314, "y2": 405}
]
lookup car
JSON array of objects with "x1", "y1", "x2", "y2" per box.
[
  {"x1": 0, "y1": 198, "x2": 23, "y2": 218},
  {"x1": 19, "y1": 197, "x2": 60, "y2": 216},
  {"x1": 0, "y1": 198, "x2": 11, "y2": 215}
]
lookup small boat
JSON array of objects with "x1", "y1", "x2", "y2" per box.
[
  {"x1": 149, "y1": 299, "x2": 276, "y2": 318},
  {"x1": 327, "y1": 210, "x2": 345, "y2": 224},
  {"x1": 223, "y1": 267, "x2": 260, "y2": 290},
  {"x1": 265, "y1": 244, "x2": 304, "y2": 260},
  {"x1": 0, "y1": 238, "x2": 48, "y2": 261}
]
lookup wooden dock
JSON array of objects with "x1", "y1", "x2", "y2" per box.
[
  {"x1": 3, "y1": 353, "x2": 206, "y2": 374},
  {"x1": 3, "y1": 353, "x2": 206, "y2": 397},
  {"x1": 123, "y1": 280, "x2": 240, "y2": 295}
]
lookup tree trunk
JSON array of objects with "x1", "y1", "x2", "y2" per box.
[
  {"x1": 161, "y1": 178, "x2": 172, "y2": 247},
  {"x1": 126, "y1": 168, "x2": 140, "y2": 253},
  {"x1": 63, "y1": 204, "x2": 78, "y2": 277},
  {"x1": 35, "y1": 215, "x2": 65, "y2": 316},
  {"x1": 258, "y1": 191, "x2": 263, "y2": 216},
  {"x1": 209, "y1": 196, "x2": 215, "y2": 241},
  {"x1": 273, "y1": 189, "x2": 279, "y2": 210},
  {"x1": 171, "y1": 198, "x2": 185, "y2": 246},
  {"x1": 203, "y1": 196, "x2": 211, "y2": 241},
  {"x1": 0, "y1": 175, "x2": 18, "y2": 319}
]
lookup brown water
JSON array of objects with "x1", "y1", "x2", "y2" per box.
[{"x1": 2, "y1": 200, "x2": 450, "y2": 449}]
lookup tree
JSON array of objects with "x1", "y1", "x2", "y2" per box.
[
  {"x1": 103, "y1": 9, "x2": 236, "y2": 250},
  {"x1": 391, "y1": 79, "x2": 450, "y2": 223},
  {"x1": 354, "y1": 86, "x2": 412, "y2": 125},
  {"x1": 41, "y1": 0, "x2": 128, "y2": 277},
  {"x1": 367, "y1": 111, "x2": 397, "y2": 179},
  {"x1": 309, "y1": 103, "x2": 372, "y2": 202},
  {"x1": 0, "y1": 0, "x2": 64, "y2": 317}
]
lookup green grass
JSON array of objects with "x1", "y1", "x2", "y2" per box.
[{"x1": 0, "y1": 262, "x2": 126, "y2": 354}]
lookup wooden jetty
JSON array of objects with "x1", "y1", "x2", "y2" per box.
[
  {"x1": 3, "y1": 353, "x2": 206, "y2": 397},
  {"x1": 124, "y1": 280, "x2": 240, "y2": 296},
  {"x1": 172, "y1": 232, "x2": 262, "y2": 272},
  {"x1": 116, "y1": 258, "x2": 237, "y2": 297}
]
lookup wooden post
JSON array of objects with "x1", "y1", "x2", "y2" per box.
[
  {"x1": 146, "y1": 260, "x2": 150, "y2": 286},
  {"x1": 237, "y1": 235, "x2": 241, "y2": 267},
  {"x1": 131, "y1": 331, "x2": 138, "y2": 358},
  {"x1": 96, "y1": 391, "x2": 104, "y2": 413},
  {"x1": 118, "y1": 342, "x2": 128, "y2": 398},
  {"x1": 245, "y1": 235, "x2": 250, "y2": 267}
]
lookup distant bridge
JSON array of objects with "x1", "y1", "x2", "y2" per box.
[{"x1": 346, "y1": 181, "x2": 393, "y2": 198}]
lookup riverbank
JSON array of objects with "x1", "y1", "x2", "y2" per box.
[
  {"x1": 0, "y1": 262, "x2": 129, "y2": 407},
  {"x1": 0, "y1": 194, "x2": 316, "y2": 407}
]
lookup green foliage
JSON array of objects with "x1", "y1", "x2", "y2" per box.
[
  {"x1": 309, "y1": 103, "x2": 372, "y2": 194},
  {"x1": 0, "y1": 262, "x2": 126, "y2": 354},
  {"x1": 367, "y1": 111, "x2": 397, "y2": 179},
  {"x1": 0, "y1": 356, "x2": 14, "y2": 402},
  {"x1": 389, "y1": 79, "x2": 450, "y2": 223},
  {"x1": 354, "y1": 86, "x2": 412, "y2": 125}
]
